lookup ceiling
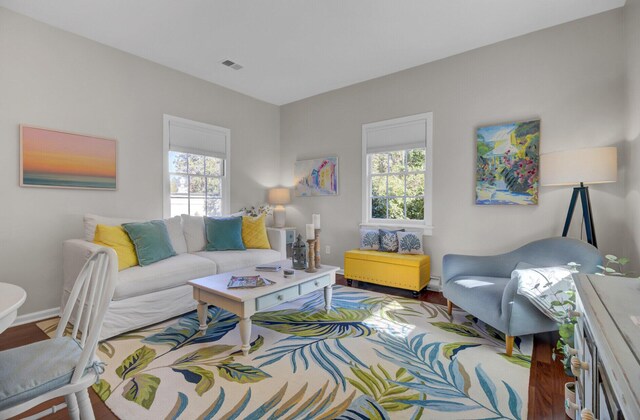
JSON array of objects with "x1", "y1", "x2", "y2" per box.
[{"x1": 0, "y1": 0, "x2": 625, "y2": 105}]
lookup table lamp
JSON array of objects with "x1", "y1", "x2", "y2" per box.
[
  {"x1": 540, "y1": 146, "x2": 617, "y2": 248},
  {"x1": 268, "y1": 187, "x2": 291, "y2": 228}
]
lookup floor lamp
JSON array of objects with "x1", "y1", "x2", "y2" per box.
[{"x1": 541, "y1": 147, "x2": 617, "y2": 248}]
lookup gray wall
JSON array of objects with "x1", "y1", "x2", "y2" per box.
[
  {"x1": 624, "y1": 0, "x2": 640, "y2": 271},
  {"x1": 0, "y1": 8, "x2": 281, "y2": 315},
  {"x1": 280, "y1": 10, "x2": 628, "y2": 279}
]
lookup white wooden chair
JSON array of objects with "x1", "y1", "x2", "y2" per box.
[{"x1": 0, "y1": 248, "x2": 118, "y2": 420}]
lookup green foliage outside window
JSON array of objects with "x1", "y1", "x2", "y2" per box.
[
  {"x1": 169, "y1": 151, "x2": 224, "y2": 217},
  {"x1": 369, "y1": 149, "x2": 425, "y2": 221}
]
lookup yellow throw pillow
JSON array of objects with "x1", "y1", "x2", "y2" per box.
[
  {"x1": 93, "y1": 224, "x2": 139, "y2": 271},
  {"x1": 241, "y1": 214, "x2": 271, "y2": 249}
]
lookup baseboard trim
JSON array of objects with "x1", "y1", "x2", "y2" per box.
[
  {"x1": 427, "y1": 276, "x2": 441, "y2": 292},
  {"x1": 13, "y1": 307, "x2": 60, "y2": 326}
]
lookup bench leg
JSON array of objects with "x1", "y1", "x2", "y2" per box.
[
  {"x1": 505, "y1": 335, "x2": 514, "y2": 356},
  {"x1": 447, "y1": 300, "x2": 453, "y2": 316}
]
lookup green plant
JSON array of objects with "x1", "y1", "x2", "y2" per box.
[
  {"x1": 240, "y1": 204, "x2": 272, "y2": 217},
  {"x1": 550, "y1": 262, "x2": 580, "y2": 375},
  {"x1": 596, "y1": 254, "x2": 635, "y2": 277},
  {"x1": 554, "y1": 256, "x2": 637, "y2": 376}
]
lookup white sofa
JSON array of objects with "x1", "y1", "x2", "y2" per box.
[{"x1": 62, "y1": 214, "x2": 286, "y2": 339}]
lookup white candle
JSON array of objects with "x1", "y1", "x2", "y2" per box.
[
  {"x1": 312, "y1": 214, "x2": 321, "y2": 229},
  {"x1": 306, "y1": 224, "x2": 315, "y2": 241}
]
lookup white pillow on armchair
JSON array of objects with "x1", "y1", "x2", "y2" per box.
[{"x1": 513, "y1": 266, "x2": 574, "y2": 322}]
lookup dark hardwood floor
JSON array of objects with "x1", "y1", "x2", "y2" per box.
[{"x1": 1, "y1": 275, "x2": 570, "y2": 419}]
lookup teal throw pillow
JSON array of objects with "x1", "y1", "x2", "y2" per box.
[
  {"x1": 205, "y1": 216, "x2": 246, "y2": 251},
  {"x1": 122, "y1": 220, "x2": 176, "y2": 266}
]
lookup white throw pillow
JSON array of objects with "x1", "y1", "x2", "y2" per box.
[
  {"x1": 397, "y1": 231, "x2": 424, "y2": 254},
  {"x1": 359, "y1": 229, "x2": 380, "y2": 250},
  {"x1": 164, "y1": 216, "x2": 187, "y2": 254},
  {"x1": 84, "y1": 214, "x2": 140, "y2": 242},
  {"x1": 513, "y1": 266, "x2": 574, "y2": 322},
  {"x1": 181, "y1": 214, "x2": 207, "y2": 253}
]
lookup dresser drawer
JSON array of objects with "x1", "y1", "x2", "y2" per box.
[
  {"x1": 256, "y1": 286, "x2": 299, "y2": 311},
  {"x1": 299, "y1": 275, "x2": 331, "y2": 295}
]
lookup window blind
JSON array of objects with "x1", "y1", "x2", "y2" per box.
[
  {"x1": 168, "y1": 120, "x2": 227, "y2": 158},
  {"x1": 365, "y1": 120, "x2": 426, "y2": 154}
]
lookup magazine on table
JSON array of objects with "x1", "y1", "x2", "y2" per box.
[{"x1": 227, "y1": 275, "x2": 275, "y2": 289}]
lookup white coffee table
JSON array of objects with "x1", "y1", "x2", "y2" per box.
[
  {"x1": 189, "y1": 260, "x2": 338, "y2": 356},
  {"x1": 0, "y1": 283, "x2": 27, "y2": 334}
]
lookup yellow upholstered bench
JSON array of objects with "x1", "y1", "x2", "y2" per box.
[{"x1": 344, "y1": 250, "x2": 430, "y2": 296}]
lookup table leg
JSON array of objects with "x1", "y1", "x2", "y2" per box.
[
  {"x1": 197, "y1": 301, "x2": 208, "y2": 331},
  {"x1": 324, "y1": 285, "x2": 333, "y2": 312},
  {"x1": 239, "y1": 317, "x2": 252, "y2": 356}
]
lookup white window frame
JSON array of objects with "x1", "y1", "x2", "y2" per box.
[
  {"x1": 361, "y1": 112, "x2": 433, "y2": 235},
  {"x1": 163, "y1": 114, "x2": 231, "y2": 218}
]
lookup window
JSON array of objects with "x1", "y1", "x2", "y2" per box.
[
  {"x1": 168, "y1": 152, "x2": 224, "y2": 217},
  {"x1": 163, "y1": 115, "x2": 230, "y2": 217},
  {"x1": 369, "y1": 149, "x2": 426, "y2": 220},
  {"x1": 362, "y1": 113, "x2": 433, "y2": 233}
]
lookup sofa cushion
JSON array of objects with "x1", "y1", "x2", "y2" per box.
[
  {"x1": 359, "y1": 229, "x2": 380, "y2": 251},
  {"x1": 241, "y1": 215, "x2": 271, "y2": 249},
  {"x1": 0, "y1": 337, "x2": 83, "y2": 410},
  {"x1": 514, "y1": 266, "x2": 574, "y2": 322},
  {"x1": 397, "y1": 232, "x2": 424, "y2": 255},
  {"x1": 445, "y1": 275, "x2": 510, "y2": 330},
  {"x1": 164, "y1": 216, "x2": 188, "y2": 254},
  {"x1": 205, "y1": 216, "x2": 245, "y2": 251},
  {"x1": 195, "y1": 249, "x2": 281, "y2": 273},
  {"x1": 182, "y1": 214, "x2": 206, "y2": 253},
  {"x1": 114, "y1": 253, "x2": 216, "y2": 300},
  {"x1": 93, "y1": 224, "x2": 138, "y2": 271},
  {"x1": 123, "y1": 221, "x2": 176, "y2": 266},
  {"x1": 379, "y1": 229, "x2": 405, "y2": 252}
]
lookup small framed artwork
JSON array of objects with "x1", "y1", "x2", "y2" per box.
[
  {"x1": 294, "y1": 156, "x2": 338, "y2": 197},
  {"x1": 475, "y1": 119, "x2": 540, "y2": 205},
  {"x1": 20, "y1": 125, "x2": 117, "y2": 190}
]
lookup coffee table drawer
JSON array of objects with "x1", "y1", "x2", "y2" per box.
[
  {"x1": 256, "y1": 286, "x2": 299, "y2": 311},
  {"x1": 299, "y1": 274, "x2": 331, "y2": 295}
]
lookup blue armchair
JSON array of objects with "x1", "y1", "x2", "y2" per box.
[{"x1": 442, "y1": 237, "x2": 602, "y2": 355}]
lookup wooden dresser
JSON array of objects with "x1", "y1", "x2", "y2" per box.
[{"x1": 572, "y1": 274, "x2": 640, "y2": 419}]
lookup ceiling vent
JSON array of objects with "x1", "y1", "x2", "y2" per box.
[{"x1": 221, "y1": 59, "x2": 243, "y2": 70}]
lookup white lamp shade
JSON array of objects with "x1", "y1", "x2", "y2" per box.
[
  {"x1": 268, "y1": 187, "x2": 291, "y2": 205},
  {"x1": 540, "y1": 147, "x2": 617, "y2": 186}
]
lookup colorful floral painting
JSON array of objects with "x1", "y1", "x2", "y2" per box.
[
  {"x1": 20, "y1": 125, "x2": 117, "y2": 190},
  {"x1": 476, "y1": 120, "x2": 540, "y2": 205},
  {"x1": 39, "y1": 286, "x2": 532, "y2": 419},
  {"x1": 294, "y1": 157, "x2": 338, "y2": 197}
]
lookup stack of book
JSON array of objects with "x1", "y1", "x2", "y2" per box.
[
  {"x1": 227, "y1": 275, "x2": 275, "y2": 289},
  {"x1": 255, "y1": 263, "x2": 282, "y2": 272}
]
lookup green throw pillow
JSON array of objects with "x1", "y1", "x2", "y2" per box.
[
  {"x1": 205, "y1": 216, "x2": 246, "y2": 251},
  {"x1": 122, "y1": 220, "x2": 176, "y2": 266}
]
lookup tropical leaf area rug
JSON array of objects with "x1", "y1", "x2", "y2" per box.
[{"x1": 38, "y1": 286, "x2": 532, "y2": 420}]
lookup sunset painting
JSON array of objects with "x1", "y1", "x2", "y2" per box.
[{"x1": 20, "y1": 126, "x2": 117, "y2": 190}]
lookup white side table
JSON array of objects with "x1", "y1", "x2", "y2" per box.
[
  {"x1": 0, "y1": 283, "x2": 26, "y2": 334},
  {"x1": 270, "y1": 227, "x2": 296, "y2": 257}
]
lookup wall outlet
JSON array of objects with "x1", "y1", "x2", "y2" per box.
[{"x1": 325, "y1": 245, "x2": 331, "y2": 254}]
